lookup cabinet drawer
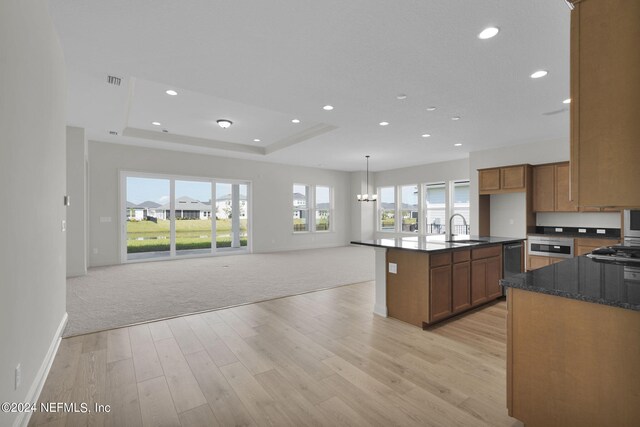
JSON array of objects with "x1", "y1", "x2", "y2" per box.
[
  {"x1": 472, "y1": 245, "x2": 502, "y2": 260},
  {"x1": 453, "y1": 250, "x2": 471, "y2": 263},
  {"x1": 430, "y1": 252, "x2": 451, "y2": 267}
]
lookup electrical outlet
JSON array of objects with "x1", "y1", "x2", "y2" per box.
[
  {"x1": 100, "y1": 216, "x2": 112, "y2": 223},
  {"x1": 61, "y1": 220, "x2": 66, "y2": 231},
  {"x1": 15, "y1": 364, "x2": 21, "y2": 390},
  {"x1": 388, "y1": 263, "x2": 397, "y2": 274}
]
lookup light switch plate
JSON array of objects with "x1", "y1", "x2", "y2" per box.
[
  {"x1": 579, "y1": 228, "x2": 587, "y2": 233},
  {"x1": 388, "y1": 263, "x2": 397, "y2": 274},
  {"x1": 100, "y1": 217, "x2": 112, "y2": 223},
  {"x1": 597, "y1": 229, "x2": 606, "y2": 234},
  {"x1": 555, "y1": 227, "x2": 563, "y2": 232}
]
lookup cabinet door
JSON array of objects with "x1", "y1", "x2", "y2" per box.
[
  {"x1": 429, "y1": 265, "x2": 452, "y2": 322},
  {"x1": 533, "y1": 164, "x2": 555, "y2": 212},
  {"x1": 479, "y1": 169, "x2": 500, "y2": 193},
  {"x1": 571, "y1": 0, "x2": 640, "y2": 207},
  {"x1": 485, "y1": 256, "x2": 503, "y2": 300},
  {"x1": 527, "y1": 255, "x2": 550, "y2": 271},
  {"x1": 555, "y1": 163, "x2": 578, "y2": 212},
  {"x1": 452, "y1": 262, "x2": 471, "y2": 313},
  {"x1": 471, "y1": 259, "x2": 488, "y2": 305},
  {"x1": 549, "y1": 257, "x2": 565, "y2": 265},
  {"x1": 501, "y1": 166, "x2": 525, "y2": 191}
]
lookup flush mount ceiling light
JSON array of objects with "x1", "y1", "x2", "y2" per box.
[
  {"x1": 421, "y1": 134, "x2": 431, "y2": 138},
  {"x1": 451, "y1": 116, "x2": 461, "y2": 121},
  {"x1": 563, "y1": 98, "x2": 571, "y2": 104},
  {"x1": 323, "y1": 105, "x2": 334, "y2": 111},
  {"x1": 152, "y1": 121, "x2": 161, "y2": 126},
  {"x1": 531, "y1": 70, "x2": 548, "y2": 79},
  {"x1": 397, "y1": 94, "x2": 407, "y2": 100},
  {"x1": 291, "y1": 119, "x2": 300, "y2": 123},
  {"x1": 427, "y1": 107, "x2": 437, "y2": 111},
  {"x1": 379, "y1": 121, "x2": 389, "y2": 126},
  {"x1": 165, "y1": 89, "x2": 178, "y2": 96},
  {"x1": 478, "y1": 27, "x2": 500, "y2": 39},
  {"x1": 357, "y1": 155, "x2": 377, "y2": 203},
  {"x1": 217, "y1": 119, "x2": 233, "y2": 129}
]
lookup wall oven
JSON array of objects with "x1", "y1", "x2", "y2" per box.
[
  {"x1": 528, "y1": 236, "x2": 574, "y2": 258},
  {"x1": 624, "y1": 210, "x2": 640, "y2": 240}
]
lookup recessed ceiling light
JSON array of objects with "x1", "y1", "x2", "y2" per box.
[
  {"x1": 421, "y1": 134, "x2": 431, "y2": 138},
  {"x1": 451, "y1": 116, "x2": 461, "y2": 121},
  {"x1": 291, "y1": 119, "x2": 300, "y2": 123},
  {"x1": 530, "y1": 70, "x2": 548, "y2": 79},
  {"x1": 454, "y1": 143, "x2": 462, "y2": 147},
  {"x1": 427, "y1": 107, "x2": 437, "y2": 111},
  {"x1": 563, "y1": 98, "x2": 571, "y2": 104},
  {"x1": 253, "y1": 138, "x2": 261, "y2": 142},
  {"x1": 165, "y1": 89, "x2": 178, "y2": 96},
  {"x1": 323, "y1": 105, "x2": 334, "y2": 111},
  {"x1": 152, "y1": 121, "x2": 161, "y2": 126},
  {"x1": 478, "y1": 27, "x2": 500, "y2": 39},
  {"x1": 217, "y1": 119, "x2": 233, "y2": 129},
  {"x1": 397, "y1": 94, "x2": 407, "y2": 100},
  {"x1": 379, "y1": 121, "x2": 389, "y2": 126}
]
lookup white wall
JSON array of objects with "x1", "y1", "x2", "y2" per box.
[
  {"x1": 469, "y1": 139, "x2": 570, "y2": 237},
  {"x1": 537, "y1": 212, "x2": 621, "y2": 229},
  {"x1": 66, "y1": 127, "x2": 87, "y2": 277},
  {"x1": 88, "y1": 142, "x2": 352, "y2": 266},
  {"x1": 372, "y1": 158, "x2": 469, "y2": 238},
  {"x1": 0, "y1": 1, "x2": 67, "y2": 426}
]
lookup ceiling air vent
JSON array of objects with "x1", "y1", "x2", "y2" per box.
[
  {"x1": 542, "y1": 108, "x2": 568, "y2": 116},
  {"x1": 107, "y1": 75, "x2": 122, "y2": 86},
  {"x1": 109, "y1": 131, "x2": 118, "y2": 136}
]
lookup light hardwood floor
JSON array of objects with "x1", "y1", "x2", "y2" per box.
[{"x1": 29, "y1": 282, "x2": 522, "y2": 427}]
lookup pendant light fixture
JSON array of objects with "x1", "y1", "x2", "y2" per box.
[{"x1": 357, "y1": 155, "x2": 378, "y2": 202}]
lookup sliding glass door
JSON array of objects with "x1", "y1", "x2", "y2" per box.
[
  {"x1": 122, "y1": 172, "x2": 250, "y2": 262},
  {"x1": 175, "y1": 180, "x2": 212, "y2": 256},
  {"x1": 125, "y1": 177, "x2": 171, "y2": 261}
]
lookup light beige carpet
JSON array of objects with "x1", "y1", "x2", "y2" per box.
[{"x1": 65, "y1": 245, "x2": 374, "y2": 336}]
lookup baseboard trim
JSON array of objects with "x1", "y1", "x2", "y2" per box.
[
  {"x1": 373, "y1": 304, "x2": 388, "y2": 317},
  {"x1": 14, "y1": 312, "x2": 68, "y2": 427}
]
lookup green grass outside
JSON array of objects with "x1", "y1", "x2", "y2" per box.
[{"x1": 127, "y1": 219, "x2": 247, "y2": 253}]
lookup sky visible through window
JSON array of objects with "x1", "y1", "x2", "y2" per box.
[{"x1": 126, "y1": 177, "x2": 246, "y2": 205}]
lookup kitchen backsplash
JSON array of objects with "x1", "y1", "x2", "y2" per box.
[{"x1": 536, "y1": 212, "x2": 621, "y2": 229}]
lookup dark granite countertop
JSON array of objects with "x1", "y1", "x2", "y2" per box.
[
  {"x1": 501, "y1": 256, "x2": 640, "y2": 311},
  {"x1": 350, "y1": 235, "x2": 524, "y2": 253}
]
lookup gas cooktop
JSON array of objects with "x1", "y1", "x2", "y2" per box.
[{"x1": 587, "y1": 246, "x2": 640, "y2": 265}]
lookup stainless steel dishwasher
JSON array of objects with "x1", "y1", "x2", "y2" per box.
[{"x1": 503, "y1": 242, "x2": 523, "y2": 295}]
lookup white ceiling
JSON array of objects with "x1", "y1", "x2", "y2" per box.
[{"x1": 50, "y1": 0, "x2": 570, "y2": 172}]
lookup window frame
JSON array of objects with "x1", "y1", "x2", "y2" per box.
[{"x1": 292, "y1": 184, "x2": 334, "y2": 233}]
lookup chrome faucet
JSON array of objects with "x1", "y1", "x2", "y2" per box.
[{"x1": 447, "y1": 213, "x2": 468, "y2": 241}]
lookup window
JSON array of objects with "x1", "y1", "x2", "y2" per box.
[
  {"x1": 293, "y1": 184, "x2": 332, "y2": 232},
  {"x1": 379, "y1": 186, "x2": 396, "y2": 231},
  {"x1": 400, "y1": 185, "x2": 419, "y2": 232},
  {"x1": 452, "y1": 180, "x2": 470, "y2": 235},
  {"x1": 293, "y1": 184, "x2": 309, "y2": 232},
  {"x1": 425, "y1": 182, "x2": 446, "y2": 235},
  {"x1": 315, "y1": 186, "x2": 332, "y2": 232}
]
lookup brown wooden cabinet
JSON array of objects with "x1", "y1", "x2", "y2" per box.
[
  {"x1": 452, "y1": 256, "x2": 471, "y2": 313},
  {"x1": 429, "y1": 264, "x2": 452, "y2": 322},
  {"x1": 470, "y1": 245, "x2": 503, "y2": 305},
  {"x1": 479, "y1": 165, "x2": 528, "y2": 195},
  {"x1": 570, "y1": 0, "x2": 640, "y2": 208},
  {"x1": 527, "y1": 255, "x2": 566, "y2": 271},
  {"x1": 533, "y1": 162, "x2": 578, "y2": 212}
]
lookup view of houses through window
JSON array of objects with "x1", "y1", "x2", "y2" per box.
[
  {"x1": 378, "y1": 180, "x2": 470, "y2": 235},
  {"x1": 293, "y1": 184, "x2": 333, "y2": 232},
  {"x1": 124, "y1": 174, "x2": 249, "y2": 261}
]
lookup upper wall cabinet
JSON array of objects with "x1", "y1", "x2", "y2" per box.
[
  {"x1": 533, "y1": 162, "x2": 578, "y2": 212},
  {"x1": 570, "y1": 0, "x2": 640, "y2": 208},
  {"x1": 479, "y1": 165, "x2": 529, "y2": 195}
]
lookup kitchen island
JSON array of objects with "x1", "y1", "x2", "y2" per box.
[
  {"x1": 351, "y1": 235, "x2": 524, "y2": 327},
  {"x1": 501, "y1": 257, "x2": 640, "y2": 426}
]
